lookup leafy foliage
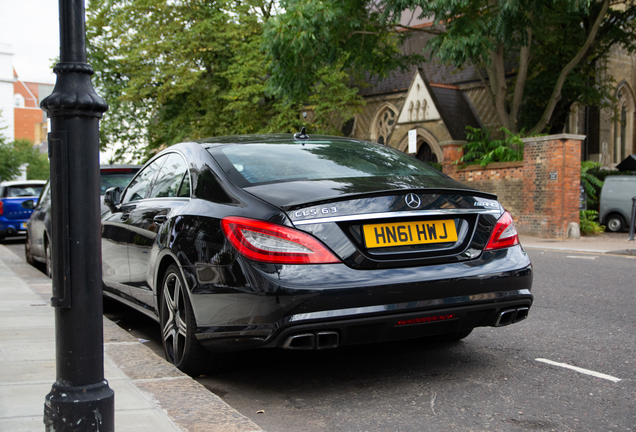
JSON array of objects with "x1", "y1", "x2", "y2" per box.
[
  {"x1": 379, "y1": 0, "x2": 636, "y2": 134},
  {"x1": 580, "y1": 161, "x2": 604, "y2": 205},
  {"x1": 87, "y1": 0, "x2": 385, "y2": 161},
  {"x1": 580, "y1": 210, "x2": 605, "y2": 235},
  {"x1": 459, "y1": 126, "x2": 524, "y2": 167},
  {"x1": 263, "y1": 0, "x2": 418, "y2": 102},
  {"x1": 0, "y1": 143, "x2": 21, "y2": 182},
  {"x1": 0, "y1": 138, "x2": 49, "y2": 182},
  {"x1": 87, "y1": 0, "x2": 285, "y2": 161}
]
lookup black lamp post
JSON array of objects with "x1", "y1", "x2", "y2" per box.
[{"x1": 40, "y1": 0, "x2": 114, "y2": 430}]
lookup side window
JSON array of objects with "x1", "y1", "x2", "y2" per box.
[
  {"x1": 178, "y1": 172, "x2": 190, "y2": 197},
  {"x1": 121, "y1": 158, "x2": 165, "y2": 204},
  {"x1": 148, "y1": 153, "x2": 189, "y2": 199}
]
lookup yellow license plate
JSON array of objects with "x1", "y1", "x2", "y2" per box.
[{"x1": 363, "y1": 220, "x2": 458, "y2": 248}]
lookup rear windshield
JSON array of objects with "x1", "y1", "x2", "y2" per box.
[
  {"x1": 208, "y1": 141, "x2": 441, "y2": 186},
  {"x1": 2, "y1": 185, "x2": 44, "y2": 198},
  {"x1": 100, "y1": 169, "x2": 139, "y2": 195}
]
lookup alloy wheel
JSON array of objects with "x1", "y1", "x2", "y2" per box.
[{"x1": 161, "y1": 271, "x2": 187, "y2": 366}]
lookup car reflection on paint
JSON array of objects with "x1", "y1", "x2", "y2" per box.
[{"x1": 100, "y1": 133, "x2": 533, "y2": 376}]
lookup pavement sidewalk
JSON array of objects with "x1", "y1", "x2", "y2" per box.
[
  {"x1": 0, "y1": 244, "x2": 263, "y2": 432},
  {"x1": 520, "y1": 231, "x2": 636, "y2": 255}
]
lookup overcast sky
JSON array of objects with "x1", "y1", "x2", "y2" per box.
[{"x1": 0, "y1": 0, "x2": 60, "y2": 84}]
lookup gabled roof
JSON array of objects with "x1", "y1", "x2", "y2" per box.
[
  {"x1": 359, "y1": 32, "x2": 485, "y2": 96},
  {"x1": 428, "y1": 84, "x2": 482, "y2": 140}
]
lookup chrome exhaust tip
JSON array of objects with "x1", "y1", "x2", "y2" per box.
[
  {"x1": 495, "y1": 309, "x2": 517, "y2": 327},
  {"x1": 514, "y1": 307, "x2": 529, "y2": 323},
  {"x1": 316, "y1": 331, "x2": 339, "y2": 349},
  {"x1": 495, "y1": 307, "x2": 530, "y2": 327},
  {"x1": 282, "y1": 331, "x2": 340, "y2": 350},
  {"x1": 283, "y1": 333, "x2": 315, "y2": 350}
]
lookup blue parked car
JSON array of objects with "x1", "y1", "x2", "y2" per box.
[{"x1": 0, "y1": 180, "x2": 46, "y2": 242}]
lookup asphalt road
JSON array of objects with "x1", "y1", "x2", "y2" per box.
[{"x1": 5, "y1": 238, "x2": 635, "y2": 431}]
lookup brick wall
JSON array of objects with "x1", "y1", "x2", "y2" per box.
[
  {"x1": 517, "y1": 135, "x2": 583, "y2": 238},
  {"x1": 454, "y1": 162, "x2": 524, "y2": 218},
  {"x1": 442, "y1": 134, "x2": 584, "y2": 239}
]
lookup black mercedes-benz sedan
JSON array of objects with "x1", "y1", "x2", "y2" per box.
[{"x1": 101, "y1": 133, "x2": 533, "y2": 376}]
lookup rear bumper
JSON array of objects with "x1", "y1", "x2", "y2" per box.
[
  {"x1": 191, "y1": 245, "x2": 533, "y2": 352},
  {"x1": 265, "y1": 296, "x2": 532, "y2": 349},
  {"x1": 0, "y1": 218, "x2": 28, "y2": 237}
]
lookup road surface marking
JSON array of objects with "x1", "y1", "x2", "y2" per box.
[
  {"x1": 536, "y1": 358, "x2": 621, "y2": 382},
  {"x1": 566, "y1": 256, "x2": 598, "y2": 260}
]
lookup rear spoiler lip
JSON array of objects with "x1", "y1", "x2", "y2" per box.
[{"x1": 281, "y1": 188, "x2": 498, "y2": 212}]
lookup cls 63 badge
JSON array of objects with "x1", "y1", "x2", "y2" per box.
[{"x1": 294, "y1": 207, "x2": 338, "y2": 218}]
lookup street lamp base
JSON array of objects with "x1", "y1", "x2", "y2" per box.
[{"x1": 44, "y1": 380, "x2": 114, "y2": 432}]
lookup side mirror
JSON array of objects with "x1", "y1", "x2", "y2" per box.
[
  {"x1": 103, "y1": 187, "x2": 121, "y2": 211},
  {"x1": 21, "y1": 199, "x2": 35, "y2": 210}
]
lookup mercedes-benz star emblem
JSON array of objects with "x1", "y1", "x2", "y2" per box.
[{"x1": 405, "y1": 193, "x2": 421, "y2": 209}]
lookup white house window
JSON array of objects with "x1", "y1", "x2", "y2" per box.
[{"x1": 14, "y1": 93, "x2": 25, "y2": 108}]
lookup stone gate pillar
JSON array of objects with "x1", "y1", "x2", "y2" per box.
[{"x1": 517, "y1": 134, "x2": 585, "y2": 238}]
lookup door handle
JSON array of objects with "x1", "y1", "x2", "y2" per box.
[{"x1": 153, "y1": 215, "x2": 167, "y2": 224}]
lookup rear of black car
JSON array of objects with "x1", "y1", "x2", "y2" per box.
[{"x1": 198, "y1": 137, "x2": 532, "y2": 351}]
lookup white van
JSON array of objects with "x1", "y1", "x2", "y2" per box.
[{"x1": 599, "y1": 176, "x2": 636, "y2": 232}]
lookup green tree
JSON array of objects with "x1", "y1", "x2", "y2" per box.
[
  {"x1": 268, "y1": 0, "x2": 636, "y2": 135},
  {"x1": 379, "y1": 0, "x2": 636, "y2": 134},
  {"x1": 87, "y1": 0, "x2": 283, "y2": 161},
  {"x1": 12, "y1": 139, "x2": 50, "y2": 180},
  {"x1": 0, "y1": 142, "x2": 21, "y2": 182},
  {"x1": 0, "y1": 138, "x2": 49, "y2": 182}
]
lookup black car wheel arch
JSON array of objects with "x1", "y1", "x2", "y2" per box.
[{"x1": 159, "y1": 263, "x2": 225, "y2": 376}]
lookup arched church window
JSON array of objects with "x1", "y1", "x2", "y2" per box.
[
  {"x1": 375, "y1": 107, "x2": 396, "y2": 145},
  {"x1": 408, "y1": 102, "x2": 414, "y2": 121},
  {"x1": 414, "y1": 101, "x2": 420, "y2": 121},
  {"x1": 421, "y1": 100, "x2": 427, "y2": 120},
  {"x1": 614, "y1": 85, "x2": 634, "y2": 164}
]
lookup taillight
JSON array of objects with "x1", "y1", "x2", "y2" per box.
[
  {"x1": 0, "y1": 201, "x2": 3, "y2": 216},
  {"x1": 221, "y1": 216, "x2": 341, "y2": 264},
  {"x1": 484, "y1": 211, "x2": 519, "y2": 251}
]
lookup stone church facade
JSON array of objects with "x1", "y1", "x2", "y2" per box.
[{"x1": 345, "y1": 32, "x2": 636, "y2": 169}]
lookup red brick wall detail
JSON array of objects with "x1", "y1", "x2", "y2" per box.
[
  {"x1": 14, "y1": 108, "x2": 44, "y2": 142},
  {"x1": 443, "y1": 136, "x2": 582, "y2": 239},
  {"x1": 516, "y1": 137, "x2": 581, "y2": 238}
]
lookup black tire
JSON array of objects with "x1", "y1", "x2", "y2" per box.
[
  {"x1": 160, "y1": 264, "x2": 224, "y2": 376},
  {"x1": 25, "y1": 234, "x2": 35, "y2": 266},
  {"x1": 44, "y1": 238, "x2": 52, "y2": 279},
  {"x1": 606, "y1": 214, "x2": 625, "y2": 232},
  {"x1": 422, "y1": 328, "x2": 473, "y2": 344}
]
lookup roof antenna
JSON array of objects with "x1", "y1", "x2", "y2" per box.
[{"x1": 294, "y1": 127, "x2": 309, "y2": 140}]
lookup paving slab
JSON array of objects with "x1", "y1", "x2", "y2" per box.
[{"x1": 0, "y1": 244, "x2": 263, "y2": 432}]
